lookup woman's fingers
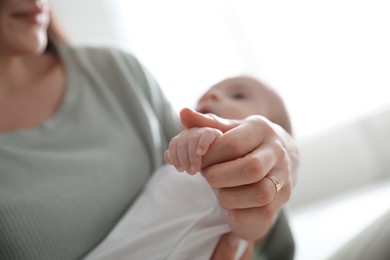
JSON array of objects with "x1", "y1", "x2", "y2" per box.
[
  {"x1": 216, "y1": 171, "x2": 286, "y2": 209},
  {"x1": 202, "y1": 140, "x2": 280, "y2": 188},
  {"x1": 202, "y1": 116, "x2": 273, "y2": 168},
  {"x1": 225, "y1": 206, "x2": 279, "y2": 240},
  {"x1": 211, "y1": 233, "x2": 253, "y2": 260}
]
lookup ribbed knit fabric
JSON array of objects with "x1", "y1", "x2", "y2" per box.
[{"x1": 0, "y1": 45, "x2": 180, "y2": 260}]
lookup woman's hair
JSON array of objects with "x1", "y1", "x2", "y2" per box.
[{"x1": 45, "y1": 10, "x2": 67, "y2": 52}]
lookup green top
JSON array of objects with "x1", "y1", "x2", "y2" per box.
[{"x1": 0, "y1": 45, "x2": 180, "y2": 260}]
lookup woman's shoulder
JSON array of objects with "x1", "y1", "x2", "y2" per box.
[
  {"x1": 57, "y1": 44, "x2": 133, "y2": 56},
  {"x1": 57, "y1": 44, "x2": 150, "y2": 86},
  {"x1": 57, "y1": 44, "x2": 141, "y2": 68}
]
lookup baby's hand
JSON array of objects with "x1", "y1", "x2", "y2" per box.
[{"x1": 164, "y1": 127, "x2": 222, "y2": 175}]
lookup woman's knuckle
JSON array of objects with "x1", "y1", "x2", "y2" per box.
[
  {"x1": 277, "y1": 145, "x2": 287, "y2": 163},
  {"x1": 262, "y1": 205, "x2": 276, "y2": 221},
  {"x1": 244, "y1": 158, "x2": 264, "y2": 182},
  {"x1": 261, "y1": 184, "x2": 275, "y2": 204},
  {"x1": 226, "y1": 136, "x2": 244, "y2": 155},
  {"x1": 217, "y1": 191, "x2": 231, "y2": 209},
  {"x1": 230, "y1": 210, "x2": 246, "y2": 226},
  {"x1": 204, "y1": 171, "x2": 218, "y2": 187},
  {"x1": 253, "y1": 190, "x2": 266, "y2": 205},
  {"x1": 251, "y1": 116, "x2": 271, "y2": 132}
]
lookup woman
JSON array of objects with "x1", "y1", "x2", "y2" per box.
[{"x1": 0, "y1": 0, "x2": 299, "y2": 259}]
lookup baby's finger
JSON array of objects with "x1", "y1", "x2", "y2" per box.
[
  {"x1": 164, "y1": 150, "x2": 171, "y2": 164},
  {"x1": 167, "y1": 136, "x2": 184, "y2": 172},
  {"x1": 187, "y1": 134, "x2": 202, "y2": 175},
  {"x1": 197, "y1": 128, "x2": 223, "y2": 156},
  {"x1": 176, "y1": 134, "x2": 191, "y2": 172}
]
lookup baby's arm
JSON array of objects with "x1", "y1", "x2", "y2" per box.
[{"x1": 164, "y1": 127, "x2": 222, "y2": 175}]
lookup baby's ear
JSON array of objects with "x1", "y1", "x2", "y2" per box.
[{"x1": 180, "y1": 108, "x2": 238, "y2": 133}]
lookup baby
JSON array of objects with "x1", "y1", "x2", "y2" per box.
[
  {"x1": 84, "y1": 76, "x2": 291, "y2": 260},
  {"x1": 164, "y1": 75, "x2": 291, "y2": 175}
]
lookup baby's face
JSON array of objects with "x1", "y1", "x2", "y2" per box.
[{"x1": 196, "y1": 77, "x2": 268, "y2": 120}]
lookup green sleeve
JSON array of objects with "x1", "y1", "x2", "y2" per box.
[{"x1": 254, "y1": 210, "x2": 295, "y2": 260}]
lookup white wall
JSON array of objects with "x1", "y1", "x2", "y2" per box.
[
  {"x1": 286, "y1": 109, "x2": 390, "y2": 260},
  {"x1": 50, "y1": 0, "x2": 123, "y2": 47},
  {"x1": 51, "y1": 0, "x2": 390, "y2": 140}
]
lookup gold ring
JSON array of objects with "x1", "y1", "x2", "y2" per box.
[{"x1": 265, "y1": 175, "x2": 281, "y2": 195}]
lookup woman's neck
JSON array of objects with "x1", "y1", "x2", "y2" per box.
[
  {"x1": 0, "y1": 53, "x2": 58, "y2": 93},
  {"x1": 0, "y1": 51, "x2": 64, "y2": 133}
]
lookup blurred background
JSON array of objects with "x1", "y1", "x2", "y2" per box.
[{"x1": 51, "y1": 1, "x2": 390, "y2": 259}]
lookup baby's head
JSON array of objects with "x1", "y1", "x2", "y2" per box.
[{"x1": 196, "y1": 76, "x2": 292, "y2": 134}]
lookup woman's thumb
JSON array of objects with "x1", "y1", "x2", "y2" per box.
[{"x1": 180, "y1": 108, "x2": 238, "y2": 133}]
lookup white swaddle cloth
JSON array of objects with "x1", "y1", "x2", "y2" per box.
[{"x1": 84, "y1": 164, "x2": 247, "y2": 260}]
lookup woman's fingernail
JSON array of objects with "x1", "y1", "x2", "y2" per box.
[{"x1": 228, "y1": 234, "x2": 239, "y2": 248}]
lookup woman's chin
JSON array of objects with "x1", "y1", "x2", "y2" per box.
[
  {"x1": 13, "y1": 39, "x2": 48, "y2": 56},
  {"x1": 4, "y1": 30, "x2": 48, "y2": 56},
  {"x1": 28, "y1": 34, "x2": 48, "y2": 54}
]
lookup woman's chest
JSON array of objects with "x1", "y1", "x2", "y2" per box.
[
  {"x1": 0, "y1": 63, "x2": 65, "y2": 133},
  {"x1": 0, "y1": 120, "x2": 153, "y2": 259}
]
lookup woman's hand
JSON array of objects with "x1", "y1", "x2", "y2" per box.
[
  {"x1": 211, "y1": 233, "x2": 254, "y2": 260},
  {"x1": 180, "y1": 108, "x2": 299, "y2": 241}
]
